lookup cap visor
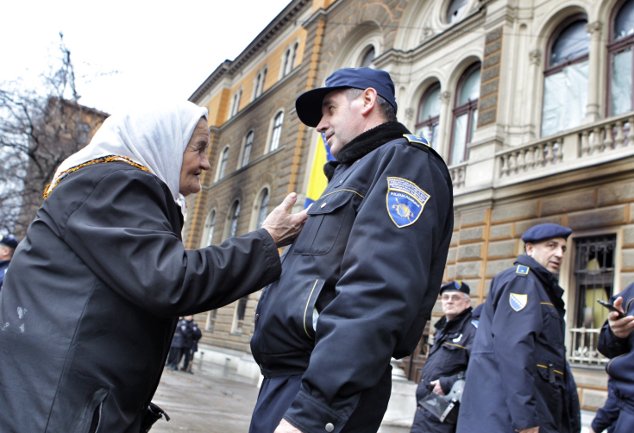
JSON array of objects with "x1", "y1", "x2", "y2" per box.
[{"x1": 296, "y1": 86, "x2": 352, "y2": 127}]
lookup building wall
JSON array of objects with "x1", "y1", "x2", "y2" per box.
[{"x1": 186, "y1": 0, "x2": 634, "y2": 409}]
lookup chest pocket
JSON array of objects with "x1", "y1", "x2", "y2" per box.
[{"x1": 293, "y1": 189, "x2": 360, "y2": 256}]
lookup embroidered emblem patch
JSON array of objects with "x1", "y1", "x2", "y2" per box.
[
  {"x1": 452, "y1": 333, "x2": 463, "y2": 343},
  {"x1": 386, "y1": 177, "x2": 430, "y2": 228},
  {"x1": 403, "y1": 133, "x2": 430, "y2": 146},
  {"x1": 509, "y1": 293, "x2": 528, "y2": 312},
  {"x1": 515, "y1": 265, "x2": 530, "y2": 275}
]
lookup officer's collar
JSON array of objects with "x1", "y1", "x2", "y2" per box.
[
  {"x1": 516, "y1": 255, "x2": 565, "y2": 308},
  {"x1": 324, "y1": 122, "x2": 410, "y2": 180}
]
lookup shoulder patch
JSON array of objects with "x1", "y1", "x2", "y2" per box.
[
  {"x1": 509, "y1": 292, "x2": 528, "y2": 312},
  {"x1": 515, "y1": 264, "x2": 530, "y2": 275},
  {"x1": 403, "y1": 133, "x2": 430, "y2": 147},
  {"x1": 386, "y1": 176, "x2": 430, "y2": 228}
]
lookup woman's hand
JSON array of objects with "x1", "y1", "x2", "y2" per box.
[{"x1": 262, "y1": 192, "x2": 308, "y2": 247}]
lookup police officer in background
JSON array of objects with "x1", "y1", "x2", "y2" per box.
[
  {"x1": 0, "y1": 235, "x2": 18, "y2": 291},
  {"x1": 597, "y1": 281, "x2": 634, "y2": 432},
  {"x1": 410, "y1": 281, "x2": 476, "y2": 433},
  {"x1": 248, "y1": 67, "x2": 454, "y2": 433},
  {"x1": 456, "y1": 223, "x2": 581, "y2": 433}
]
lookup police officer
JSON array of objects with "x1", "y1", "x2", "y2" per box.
[
  {"x1": 410, "y1": 281, "x2": 476, "y2": 433},
  {"x1": 0, "y1": 235, "x2": 18, "y2": 291},
  {"x1": 456, "y1": 223, "x2": 581, "y2": 433},
  {"x1": 597, "y1": 282, "x2": 634, "y2": 433},
  {"x1": 248, "y1": 67, "x2": 454, "y2": 433}
]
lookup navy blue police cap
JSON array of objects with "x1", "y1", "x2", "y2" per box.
[
  {"x1": 295, "y1": 67, "x2": 398, "y2": 127},
  {"x1": 521, "y1": 223, "x2": 572, "y2": 243},
  {"x1": 440, "y1": 281, "x2": 470, "y2": 295},
  {"x1": 0, "y1": 234, "x2": 18, "y2": 249}
]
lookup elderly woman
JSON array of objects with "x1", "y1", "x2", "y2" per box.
[{"x1": 0, "y1": 101, "x2": 306, "y2": 432}]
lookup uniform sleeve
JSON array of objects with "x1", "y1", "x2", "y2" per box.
[
  {"x1": 284, "y1": 144, "x2": 453, "y2": 433},
  {"x1": 62, "y1": 169, "x2": 281, "y2": 317},
  {"x1": 490, "y1": 277, "x2": 542, "y2": 431},
  {"x1": 591, "y1": 380, "x2": 619, "y2": 432},
  {"x1": 598, "y1": 284, "x2": 634, "y2": 359}
]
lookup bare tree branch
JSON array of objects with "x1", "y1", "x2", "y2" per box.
[{"x1": 0, "y1": 34, "x2": 107, "y2": 237}]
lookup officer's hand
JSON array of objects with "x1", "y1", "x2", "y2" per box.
[
  {"x1": 518, "y1": 427, "x2": 539, "y2": 433},
  {"x1": 608, "y1": 297, "x2": 634, "y2": 339},
  {"x1": 274, "y1": 418, "x2": 303, "y2": 433},
  {"x1": 262, "y1": 193, "x2": 308, "y2": 247},
  {"x1": 430, "y1": 379, "x2": 445, "y2": 396}
]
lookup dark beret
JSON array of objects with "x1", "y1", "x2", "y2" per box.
[
  {"x1": 440, "y1": 280, "x2": 470, "y2": 295},
  {"x1": 521, "y1": 223, "x2": 572, "y2": 243}
]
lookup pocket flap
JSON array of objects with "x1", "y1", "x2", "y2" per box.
[{"x1": 308, "y1": 191, "x2": 356, "y2": 216}]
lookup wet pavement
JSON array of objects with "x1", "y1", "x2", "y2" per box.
[
  {"x1": 149, "y1": 348, "x2": 594, "y2": 433},
  {"x1": 151, "y1": 359, "x2": 260, "y2": 433}
]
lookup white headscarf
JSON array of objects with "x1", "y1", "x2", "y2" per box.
[{"x1": 49, "y1": 101, "x2": 208, "y2": 210}]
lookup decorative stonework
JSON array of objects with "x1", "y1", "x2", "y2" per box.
[{"x1": 529, "y1": 49, "x2": 541, "y2": 66}]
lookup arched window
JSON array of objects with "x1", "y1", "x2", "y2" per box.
[
  {"x1": 232, "y1": 296, "x2": 249, "y2": 334},
  {"x1": 240, "y1": 131, "x2": 254, "y2": 168},
  {"x1": 253, "y1": 67, "x2": 268, "y2": 100},
  {"x1": 255, "y1": 188, "x2": 270, "y2": 228},
  {"x1": 450, "y1": 64, "x2": 480, "y2": 166},
  {"x1": 269, "y1": 111, "x2": 284, "y2": 152},
  {"x1": 216, "y1": 146, "x2": 229, "y2": 181},
  {"x1": 609, "y1": 0, "x2": 634, "y2": 115},
  {"x1": 230, "y1": 89, "x2": 242, "y2": 117},
  {"x1": 541, "y1": 17, "x2": 589, "y2": 136},
  {"x1": 415, "y1": 82, "x2": 441, "y2": 149},
  {"x1": 282, "y1": 43, "x2": 298, "y2": 77},
  {"x1": 446, "y1": 0, "x2": 468, "y2": 24},
  {"x1": 201, "y1": 209, "x2": 216, "y2": 247},
  {"x1": 360, "y1": 46, "x2": 376, "y2": 67},
  {"x1": 227, "y1": 200, "x2": 241, "y2": 238}
]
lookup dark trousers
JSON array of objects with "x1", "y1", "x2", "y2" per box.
[{"x1": 249, "y1": 367, "x2": 392, "y2": 433}]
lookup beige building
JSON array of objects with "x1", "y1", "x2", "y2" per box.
[{"x1": 186, "y1": 0, "x2": 634, "y2": 411}]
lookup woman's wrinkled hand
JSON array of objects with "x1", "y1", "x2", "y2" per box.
[{"x1": 262, "y1": 192, "x2": 308, "y2": 247}]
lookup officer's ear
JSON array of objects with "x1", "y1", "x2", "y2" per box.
[
  {"x1": 360, "y1": 88, "x2": 378, "y2": 115},
  {"x1": 524, "y1": 242, "x2": 533, "y2": 255}
]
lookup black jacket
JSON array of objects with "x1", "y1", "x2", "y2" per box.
[
  {"x1": 456, "y1": 255, "x2": 581, "y2": 433},
  {"x1": 598, "y1": 283, "x2": 634, "y2": 432},
  {"x1": 0, "y1": 162, "x2": 281, "y2": 433},
  {"x1": 0, "y1": 259, "x2": 9, "y2": 290},
  {"x1": 411, "y1": 307, "x2": 476, "y2": 433},
  {"x1": 250, "y1": 122, "x2": 454, "y2": 433}
]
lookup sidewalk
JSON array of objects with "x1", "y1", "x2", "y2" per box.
[{"x1": 151, "y1": 345, "x2": 597, "y2": 432}]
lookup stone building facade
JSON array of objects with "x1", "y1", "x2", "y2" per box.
[{"x1": 186, "y1": 0, "x2": 634, "y2": 411}]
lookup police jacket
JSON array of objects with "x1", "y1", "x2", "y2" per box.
[
  {"x1": 599, "y1": 283, "x2": 634, "y2": 418},
  {"x1": 415, "y1": 307, "x2": 476, "y2": 403},
  {"x1": 456, "y1": 255, "x2": 581, "y2": 433},
  {"x1": 411, "y1": 307, "x2": 476, "y2": 433},
  {"x1": 0, "y1": 259, "x2": 9, "y2": 290},
  {"x1": 0, "y1": 161, "x2": 281, "y2": 433},
  {"x1": 250, "y1": 122, "x2": 454, "y2": 433},
  {"x1": 590, "y1": 378, "x2": 619, "y2": 433}
]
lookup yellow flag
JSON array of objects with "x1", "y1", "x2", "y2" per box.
[{"x1": 304, "y1": 133, "x2": 333, "y2": 208}]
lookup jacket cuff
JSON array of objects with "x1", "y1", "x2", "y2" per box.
[
  {"x1": 255, "y1": 228, "x2": 282, "y2": 284},
  {"x1": 283, "y1": 388, "x2": 353, "y2": 433}
]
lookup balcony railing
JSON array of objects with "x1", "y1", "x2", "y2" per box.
[
  {"x1": 568, "y1": 327, "x2": 608, "y2": 367},
  {"x1": 449, "y1": 112, "x2": 634, "y2": 192},
  {"x1": 498, "y1": 138, "x2": 563, "y2": 177}
]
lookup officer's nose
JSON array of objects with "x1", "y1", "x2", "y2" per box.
[{"x1": 316, "y1": 116, "x2": 329, "y2": 133}]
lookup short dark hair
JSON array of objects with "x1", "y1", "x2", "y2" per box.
[{"x1": 344, "y1": 88, "x2": 397, "y2": 122}]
